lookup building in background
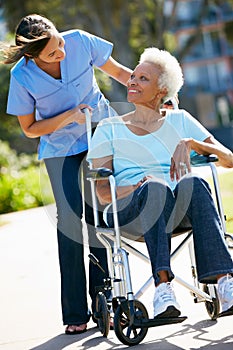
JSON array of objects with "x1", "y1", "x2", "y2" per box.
[{"x1": 166, "y1": 0, "x2": 233, "y2": 149}]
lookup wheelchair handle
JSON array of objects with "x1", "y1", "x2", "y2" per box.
[
  {"x1": 87, "y1": 167, "x2": 113, "y2": 180},
  {"x1": 83, "y1": 107, "x2": 92, "y2": 151},
  {"x1": 190, "y1": 154, "x2": 218, "y2": 166}
]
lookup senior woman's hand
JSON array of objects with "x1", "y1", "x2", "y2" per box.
[{"x1": 170, "y1": 138, "x2": 192, "y2": 181}]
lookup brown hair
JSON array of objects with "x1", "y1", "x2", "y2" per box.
[{"x1": 1, "y1": 14, "x2": 56, "y2": 64}]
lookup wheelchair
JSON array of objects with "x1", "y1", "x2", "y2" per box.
[{"x1": 84, "y1": 109, "x2": 233, "y2": 346}]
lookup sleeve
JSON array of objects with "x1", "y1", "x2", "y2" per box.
[
  {"x1": 87, "y1": 119, "x2": 114, "y2": 162},
  {"x1": 79, "y1": 30, "x2": 113, "y2": 67},
  {"x1": 181, "y1": 110, "x2": 212, "y2": 157},
  {"x1": 182, "y1": 110, "x2": 212, "y2": 141},
  {"x1": 7, "y1": 74, "x2": 35, "y2": 116}
]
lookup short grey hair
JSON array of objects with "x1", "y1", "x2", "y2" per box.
[{"x1": 139, "y1": 47, "x2": 184, "y2": 103}]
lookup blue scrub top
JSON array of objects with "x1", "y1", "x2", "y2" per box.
[{"x1": 7, "y1": 29, "x2": 114, "y2": 159}]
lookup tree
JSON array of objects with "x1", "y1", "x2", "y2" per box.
[
  {"x1": 2, "y1": 0, "x2": 233, "y2": 64},
  {"x1": 1, "y1": 0, "x2": 233, "y2": 152},
  {"x1": 1, "y1": 0, "x2": 170, "y2": 102}
]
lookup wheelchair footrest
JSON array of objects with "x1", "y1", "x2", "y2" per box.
[{"x1": 133, "y1": 316, "x2": 187, "y2": 328}]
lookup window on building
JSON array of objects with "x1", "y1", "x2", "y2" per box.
[
  {"x1": 183, "y1": 60, "x2": 231, "y2": 95},
  {"x1": 183, "y1": 65, "x2": 208, "y2": 93},
  {"x1": 176, "y1": 0, "x2": 202, "y2": 27}
]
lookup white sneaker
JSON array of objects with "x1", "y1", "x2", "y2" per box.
[
  {"x1": 153, "y1": 282, "x2": 181, "y2": 318},
  {"x1": 217, "y1": 274, "x2": 233, "y2": 313}
]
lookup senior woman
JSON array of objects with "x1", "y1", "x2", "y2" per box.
[{"x1": 87, "y1": 47, "x2": 233, "y2": 319}]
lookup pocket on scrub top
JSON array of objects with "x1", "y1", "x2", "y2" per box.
[{"x1": 71, "y1": 69, "x2": 93, "y2": 102}]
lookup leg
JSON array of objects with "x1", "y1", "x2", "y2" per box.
[
  {"x1": 112, "y1": 180, "x2": 175, "y2": 284},
  {"x1": 175, "y1": 175, "x2": 233, "y2": 315},
  {"x1": 137, "y1": 181, "x2": 181, "y2": 318},
  {"x1": 45, "y1": 153, "x2": 90, "y2": 327},
  {"x1": 174, "y1": 175, "x2": 233, "y2": 284}
]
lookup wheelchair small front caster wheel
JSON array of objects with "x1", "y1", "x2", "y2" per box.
[
  {"x1": 95, "y1": 292, "x2": 110, "y2": 337},
  {"x1": 114, "y1": 300, "x2": 148, "y2": 346},
  {"x1": 203, "y1": 284, "x2": 220, "y2": 320}
]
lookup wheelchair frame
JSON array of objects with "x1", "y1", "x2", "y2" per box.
[{"x1": 85, "y1": 109, "x2": 233, "y2": 346}]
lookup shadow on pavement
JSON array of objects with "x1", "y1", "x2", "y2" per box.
[
  {"x1": 29, "y1": 317, "x2": 233, "y2": 350},
  {"x1": 29, "y1": 327, "x2": 99, "y2": 350}
]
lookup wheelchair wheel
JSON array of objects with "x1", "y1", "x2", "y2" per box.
[
  {"x1": 96, "y1": 292, "x2": 110, "y2": 337},
  {"x1": 114, "y1": 299, "x2": 148, "y2": 346},
  {"x1": 203, "y1": 284, "x2": 220, "y2": 320}
]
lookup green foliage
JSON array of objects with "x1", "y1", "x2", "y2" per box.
[
  {"x1": 94, "y1": 68, "x2": 112, "y2": 93},
  {"x1": 0, "y1": 64, "x2": 40, "y2": 154},
  {"x1": 0, "y1": 140, "x2": 54, "y2": 214},
  {"x1": 207, "y1": 170, "x2": 233, "y2": 233},
  {"x1": 225, "y1": 20, "x2": 233, "y2": 45},
  {"x1": 0, "y1": 64, "x2": 25, "y2": 150},
  {"x1": 0, "y1": 65, "x2": 11, "y2": 121},
  {"x1": 218, "y1": 171, "x2": 233, "y2": 233},
  {"x1": 163, "y1": 31, "x2": 177, "y2": 53}
]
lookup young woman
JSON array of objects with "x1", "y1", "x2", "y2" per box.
[
  {"x1": 87, "y1": 47, "x2": 233, "y2": 319},
  {"x1": 2, "y1": 14, "x2": 132, "y2": 334}
]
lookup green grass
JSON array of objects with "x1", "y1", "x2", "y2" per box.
[{"x1": 217, "y1": 171, "x2": 233, "y2": 233}]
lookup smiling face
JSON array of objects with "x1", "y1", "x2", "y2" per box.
[
  {"x1": 35, "y1": 31, "x2": 66, "y2": 64},
  {"x1": 127, "y1": 62, "x2": 166, "y2": 109}
]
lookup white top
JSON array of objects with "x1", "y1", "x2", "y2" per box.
[{"x1": 87, "y1": 109, "x2": 211, "y2": 190}]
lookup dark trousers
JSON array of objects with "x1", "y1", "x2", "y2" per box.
[
  {"x1": 45, "y1": 151, "x2": 108, "y2": 325},
  {"x1": 107, "y1": 176, "x2": 233, "y2": 285}
]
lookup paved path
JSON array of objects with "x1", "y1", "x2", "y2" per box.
[{"x1": 0, "y1": 168, "x2": 233, "y2": 349}]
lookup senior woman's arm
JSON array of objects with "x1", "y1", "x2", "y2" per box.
[
  {"x1": 92, "y1": 156, "x2": 142, "y2": 205},
  {"x1": 170, "y1": 135, "x2": 233, "y2": 181}
]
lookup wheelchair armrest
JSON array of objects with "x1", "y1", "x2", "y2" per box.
[
  {"x1": 190, "y1": 154, "x2": 218, "y2": 167},
  {"x1": 87, "y1": 167, "x2": 113, "y2": 180}
]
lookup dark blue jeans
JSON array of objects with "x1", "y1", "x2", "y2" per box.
[
  {"x1": 45, "y1": 151, "x2": 108, "y2": 325},
  {"x1": 107, "y1": 175, "x2": 233, "y2": 285}
]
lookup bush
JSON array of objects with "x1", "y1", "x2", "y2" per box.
[{"x1": 0, "y1": 140, "x2": 54, "y2": 214}]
